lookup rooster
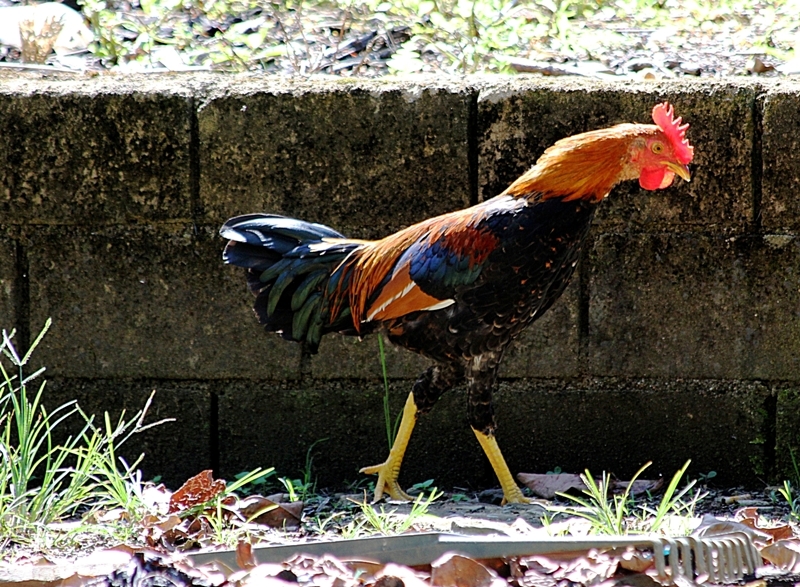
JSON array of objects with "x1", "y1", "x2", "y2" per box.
[{"x1": 221, "y1": 102, "x2": 694, "y2": 504}]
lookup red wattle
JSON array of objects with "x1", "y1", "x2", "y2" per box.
[{"x1": 639, "y1": 167, "x2": 667, "y2": 190}]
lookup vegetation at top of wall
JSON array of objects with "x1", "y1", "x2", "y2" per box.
[{"x1": 69, "y1": 0, "x2": 799, "y2": 75}]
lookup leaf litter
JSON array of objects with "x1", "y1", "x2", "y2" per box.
[{"x1": 2, "y1": 465, "x2": 800, "y2": 587}]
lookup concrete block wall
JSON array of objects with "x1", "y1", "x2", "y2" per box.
[{"x1": 1, "y1": 73, "x2": 798, "y2": 490}]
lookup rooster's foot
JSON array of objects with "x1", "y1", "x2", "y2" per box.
[{"x1": 360, "y1": 461, "x2": 412, "y2": 502}]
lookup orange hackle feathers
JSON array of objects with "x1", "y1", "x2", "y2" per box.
[
  {"x1": 652, "y1": 102, "x2": 694, "y2": 164},
  {"x1": 502, "y1": 124, "x2": 653, "y2": 202}
]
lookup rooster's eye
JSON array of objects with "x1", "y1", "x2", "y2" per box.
[{"x1": 651, "y1": 142, "x2": 664, "y2": 154}]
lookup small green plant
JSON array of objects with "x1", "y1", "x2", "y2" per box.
[
  {"x1": 377, "y1": 335, "x2": 402, "y2": 449},
  {"x1": 356, "y1": 486, "x2": 441, "y2": 535},
  {"x1": 636, "y1": 460, "x2": 700, "y2": 534},
  {"x1": 788, "y1": 446, "x2": 800, "y2": 488},
  {"x1": 278, "y1": 438, "x2": 326, "y2": 502},
  {"x1": 0, "y1": 320, "x2": 170, "y2": 551},
  {"x1": 697, "y1": 470, "x2": 717, "y2": 484},
  {"x1": 407, "y1": 478, "x2": 435, "y2": 494},
  {"x1": 778, "y1": 480, "x2": 800, "y2": 522},
  {"x1": 548, "y1": 460, "x2": 700, "y2": 535}
]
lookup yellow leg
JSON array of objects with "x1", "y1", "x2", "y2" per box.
[
  {"x1": 360, "y1": 392, "x2": 417, "y2": 502},
  {"x1": 472, "y1": 428, "x2": 530, "y2": 505}
]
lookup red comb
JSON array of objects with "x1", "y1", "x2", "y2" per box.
[{"x1": 652, "y1": 102, "x2": 694, "y2": 164}]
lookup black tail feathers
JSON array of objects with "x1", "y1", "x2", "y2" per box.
[{"x1": 221, "y1": 214, "x2": 359, "y2": 352}]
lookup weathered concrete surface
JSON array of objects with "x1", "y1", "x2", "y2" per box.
[
  {"x1": 0, "y1": 73, "x2": 796, "y2": 488},
  {"x1": 42, "y1": 378, "x2": 212, "y2": 487},
  {"x1": 588, "y1": 234, "x2": 800, "y2": 380},
  {"x1": 217, "y1": 378, "x2": 769, "y2": 487},
  {"x1": 199, "y1": 81, "x2": 473, "y2": 239},
  {"x1": 0, "y1": 236, "x2": 16, "y2": 329},
  {"x1": 776, "y1": 386, "x2": 800, "y2": 481},
  {"x1": 762, "y1": 85, "x2": 800, "y2": 232},
  {"x1": 0, "y1": 89, "x2": 193, "y2": 224},
  {"x1": 478, "y1": 79, "x2": 756, "y2": 233},
  {"x1": 27, "y1": 226, "x2": 301, "y2": 379}
]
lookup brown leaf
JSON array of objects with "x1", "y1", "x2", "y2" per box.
[
  {"x1": 518, "y1": 472, "x2": 662, "y2": 499},
  {"x1": 283, "y1": 554, "x2": 357, "y2": 587},
  {"x1": 735, "y1": 507, "x2": 794, "y2": 543},
  {"x1": 519, "y1": 552, "x2": 618, "y2": 585},
  {"x1": 431, "y1": 553, "x2": 497, "y2": 587},
  {"x1": 142, "y1": 513, "x2": 181, "y2": 531},
  {"x1": 617, "y1": 547, "x2": 654, "y2": 573},
  {"x1": 237, "y1": 542, "x2": 258, "y2": 570},
  {"x1": 168, "y1": 470, "x2": 226, "y2": 514},
  {"x1": 517, "y1": 473, "x2": 585, "y2": 499},
  {"x1": 374, "y1": 564, "x2": 429, "y2": 587},
  {"x1": 231, "y1": 563, "x2": 299, "y2": 587},
  {"x1": 239, "y1": 495, "x2": 303, "y2": 530},
  {"x1": 760, "y1": 539, "x2": 800, "y2": 571},
  {"x1": 560, "y1": 551, "x2": 618, "y2": 585}
]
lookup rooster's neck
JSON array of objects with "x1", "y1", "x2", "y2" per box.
[{"x1": 501, "y1": 123, "x2": 653, "y2": 203}]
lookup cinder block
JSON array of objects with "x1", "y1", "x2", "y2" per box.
[
  {"x1": 762, "y1": 86, "x2": 800, "y2": 232},
  {"x1": 0, "y1": 91, "x2": 192, "y2": 224},
  {"x1": 217, "y1": 379, "x2": 487, "y2": 490},
  {"x1": 217, "y1": 377, "x2": 769, "y2": 489},
  {"x1": 27, "y1": 225, "x2": 301, "y2": 379},
  {"x1": 495, "y1": 378, "x2": 770, "y2": 486},
  {"x1": 0, "y1": 236, "x2": 16, "y2": 330},
  {"x1": 589, "y1": 233, "x2": 800, "y2": 380},
  {"x1": 587, "y1": 233, "x2": 754, "y2": 378},
  {"x1": 42, "y1": 378, "x2": 211, "y2": 488},
  {"x1": 477, "y1": 79, "x2": 755, "y2": 232},
  {"x1": 199, "y1": 80, "x2": 472, "y2": 239},
  {"x1": 776, "y1": 386, "x2": 800, "y2": 481},
  {"x1": 746, "y1": 235, "x2": 800, "y2": 379}
]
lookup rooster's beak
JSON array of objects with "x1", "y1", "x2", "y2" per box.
[{"x1": 665, "y1": 161, "x2": 691, "y2": 182}]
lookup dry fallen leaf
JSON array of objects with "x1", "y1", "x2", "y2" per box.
[
  {"x1": 374, "y1": 563, "x2": 430, "y2": 587},
  {"x1": 169, "y1": 470, "x2": 227, "y2": 514},
  {"x1": 760, "y1": 539, "x2": 800, "y2": 571},
  {"x1": 231, "y1": 563, "x2": 298, "y2": 587},
  {"x1": 617, "y1": 546, "x2": 655, "y2": 573},
  {"x1": 517, "y1": 473, "x2": 585, "y2": 499},
  {"x1": 518, "y1": 473, "x2": 662, "y2": 499},
  {"x1": 239, "y1": 494, "x2": 303, "y2": 530},
  {"x1": 237, "y1": 541, "x2": 258, "y2": 570},
  {"x1": 735, "y1": 507, "x2": 794, "y2": 543},
  {"x1": 519, "y1": 551, "x2": 618, "y2": 586},
  {"x1": 430, "y1": 553, "x2": 498, "y2": 587}
]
